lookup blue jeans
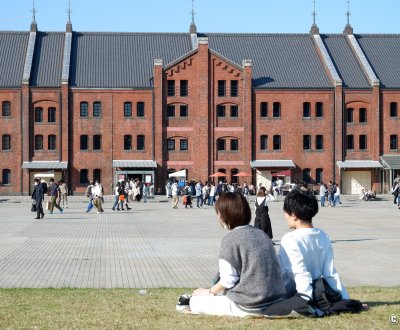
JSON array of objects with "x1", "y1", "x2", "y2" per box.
[
  {"x1": 320, "y1": 195, "x2": 325, "y2": 207},
  {"x1": 86, "y1": 197, "x2": 93, "y2": 212},
  {"x1": 197, "y1": 195, "x2": 203, "y2": 207},
  {"x1": 112, "y1": 195, "x2": 119, "y2": 209}
]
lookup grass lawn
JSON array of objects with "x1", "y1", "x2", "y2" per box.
[{"x1": 0, "y1": 287, "x2": 399, "y2": 329}]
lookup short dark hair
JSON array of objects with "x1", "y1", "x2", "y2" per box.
[
  {"x1": 215, "y1": 192, "x2": 251, "y2": 229},
  {"x1": 34, "y1": 178, "x2": 40, "y2": 184},
  {"x1": 283, "y1": 189, "x2": 318, "y2": 222}
]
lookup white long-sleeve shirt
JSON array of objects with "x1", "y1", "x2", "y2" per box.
[{"x1": 278, "y1": 228, "x2": 349, "y2": 300}]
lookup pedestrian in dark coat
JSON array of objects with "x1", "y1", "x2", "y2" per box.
[
  {"x1": 31, "y1": 178, "x2": 44, "y2": 219},
  {"x1": 254, "y1": 186, "x2": 274, "y2": 241}
]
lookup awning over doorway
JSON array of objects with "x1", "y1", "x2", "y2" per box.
[
  {"x1": 168, "y1": 169, "x2": 187, "y2": 178},
  {"x1": 336, "y1": 160, "x2": 382, "y2": 169},
  {"x1": 271, "y1": 169, "x2": 291, "y2": 177},
  {"x1": 21, "y1": 161, "x2": 68, "y2": 169},
  {"x1": 113, "y1": 160, "x2": 157, "y2": 168},
  {"x1": 250, "y1": 160, "x2": 295, "y2": 168},
  {"x1": 380, "y1": 155, "x2": 400, "y2": 169}
]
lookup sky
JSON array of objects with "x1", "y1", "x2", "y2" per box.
[{"x1": 0, "y1": 0, "x2": 399, "y2": 34}]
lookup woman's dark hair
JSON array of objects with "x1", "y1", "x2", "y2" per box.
[
  {"x1": 283, "y1": 189, "x2": 318, "y2": 222},
  {"x1": 215, "y1": 192, "x2": 251, "y2": 229},
  {"x1": 257, "y1": 186, "x2": 267, "y2": 197}
]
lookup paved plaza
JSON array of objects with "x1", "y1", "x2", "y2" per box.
[{"x1": 0, "y1": 195, "x2": 399, "y2": 289}]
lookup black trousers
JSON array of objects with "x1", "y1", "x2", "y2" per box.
[{"x1": 36, "y1": 200, "x2": 44, "y2": 218}]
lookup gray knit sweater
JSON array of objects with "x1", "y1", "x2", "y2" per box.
[{"x1": 219, "y1": 226, "x2": 285, "y2": 308}]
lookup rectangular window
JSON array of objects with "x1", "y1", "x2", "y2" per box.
[
  {"x1": 347, "y1": 108, "x2": 354, "y2": 123},
  {"x1": 359, "y1": 135, "x2": 367, "y2": 150},
  {"x1": 2, "y1": 169, "x2": 11, "y2": 185},
  {"x1": 316, "y1": 135, "x2": 324, "y2": 150},
  {"x1": 316, "y1": 168, "x2": 323, "y2": 183},
  {"x1": 180, "y1": 105, "x2": 188, "y2": 117},
  {"x1": 137, "y1": 135, "x2": 145, "y2": 150},
  {"x1": 218, "y1": 80, "x2": 226, "y2": 97},
  {"x1": 2, "y1": 134, "x2": 11, "y2": 150},
  {"x1": 180, "y1": 139, "x2": 188, "y2": 151},
  {"x1": 48, "y1": 107, "x2": 56, "y2": 122},
  {"x1": 217, "y1": 139, "x2": 226, "y2": 151},
  {"x1": 303, "y1": 135, "x2": 311, "y2": 150},
  {"x1": 273, "y1": 135, "x2": 281, "y2": 150},
  {"x1": 273, "y1": 102, "x2": 281, "y2": 118},
  {"x1": 93, "y1": 135, "x2": 101, "y2": 150},
  {"x1": 93, "y1": 102, "x2": 101, "y2": 117},
  {"x1": 167, "y1": 105, "x2": 175, "y2": 117},
  {"x1": 80, "y1": 135, "x2": 88, "y2": 150},
  {"x1": 124, "y1": 102, "x2": 132, "y2": 117},
  {"x1": 346, "y1": 135, "x2": 354, "y2": 150},
  {"x1": 390, "y1": 135, "x2": 398, "y2": 150},
  {"x1": 359, "y1": 108, "x2": 367, "y2": 123},
  {"x1": 230, "y1": 105, "x2": 238, "y2": 117},
  {"x1": 2, "y1": 101, "x2": 11, "y2": 116},
  {"x1": 260, "y1": 135, "x2": 268, "y2": 150},
  {"x1": 230, "y1": 139, "x2": 238, "y2": 151},
  {"x1": 260, "y1": 102, "x2": 268, "y2": 117},
  {"x1": 167, "y1": 80, "x2": 175, "y2": 97},
  {"x1": 303, "y1": 102, "x2": 311, "y2": 118},
  {"x1": 80, "y1": 102, "x2": 88, "y2": 117},
  {"x1": 93, "y1": 169, "x2": 101, "y2": 183},
  {"x1": 316, "y1": 102, "x2": 323, "y2": 117},
  {"x1": 390, "y1": 102, "x2": 397, "y2": 117},
  {"x1": 35, "y1": 107, "x2": 43, "y2": 122},
  {"x1": 137, "y1": 102, "x2": 145, "y2": 117},
  {"x1": 217, "y1": 105, "x2": 225, "y2": 117},
  {"x1": 124, "y1": 135, "x2": 132, "y2": 150},
  {"x1": 35, "y1": 135, "x2": 43, "y2": 150},
  {"x1": 48, "y1": 135, "x2": 56, "y2": 150},
  {"x1": 230, "y1": 80, "x2": 238, "y2": 97},
  {"x1": 180, "y1": 80, "x2": 188, "y2": 97},
  {"x1": 79, "y1": 169, "x2": 88, "y2": 184},
  {"x1": 167, "y1": 139, "x2": 175, "y2": 151}
]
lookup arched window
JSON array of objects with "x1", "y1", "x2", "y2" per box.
[
  {"x1": 35, "y1": 135, "x2": 43, "y2": 150},
  {"x1": 316, "y1": 168, "x2": 323, "y2": 184},
  {"x1": 93, "y1": 102, "x2": 101, "y2": 117},
  {"x1": 2, "y1": 169, "x2": 11, "y2": 185},
  {"x1": 124, "y1": 102, "x2": 132, "y2": 117},
  {"x1": 80, "y1": 102, "x2": 88, "y2": 117},
  {"x1": 48, "y1": 135, "x2": 56, "y2": 150},
  {"x1": 2, "y1": 134, "x2": 11, "y2": 150},
  {"x1": 303, "y1": 168, "x2": 311, "y2": 183},
  {"x1": 260, "y1": 135, "x2": 268, "y2": 150},
  {"x1": 35, "y1": 107, "x2": 43, "y2": 122},
  {"x1": 80, "y1": 169, "x2": 88, "y2": 184},
  {"x1": 303, "y1": 102, "x2": 311, "y2": 117},
  {"x1": 2, "y1": 101, "x2": 11, "y2": 116}
]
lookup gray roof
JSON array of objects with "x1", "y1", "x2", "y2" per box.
[
  {"x1": 69, "y1": 33, "x2": 192, "y2": 88},
  {"x1": 355, "y1": 35, "x2": 400, "y2": 88},
  {"x1": 21, "y1": 161, "x2": 68, "y2": 169},
  {"x1": 380, "y1": 155, "x2": 400, "y2": 169},
  {"x1": 250, "y1": 160, "x2": 296, "y2": 168},
  {"x1": 336, "y1": 160, "x2": 382, "y2": 169},
  {"x1": 113, "y1": 160, "x2": 157, "y2": 168},
  {"x1": 0, "y1": 32, "x2": 29, "y2": 87},
  {"x1": 321, "y1": 34, "x2": 370, "y2": 89},
  {"x1": 31, "y1": 32, "x2": 65, "y2": 87},
  {"x1": 207, "y1": 33, "x2": 333, "y2": 89}
]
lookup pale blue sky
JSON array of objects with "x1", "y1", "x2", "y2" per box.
[{"x1": 0, "y1": 0, "x2": 399, "y2": 33}]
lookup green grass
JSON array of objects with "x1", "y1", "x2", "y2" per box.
[{"x1": 0, "y1": 287, "x2": 399, "y2": 329}]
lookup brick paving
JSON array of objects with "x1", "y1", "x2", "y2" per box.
[{"x1": 0, "y1": 196, "x2": 399, "y2": 288}]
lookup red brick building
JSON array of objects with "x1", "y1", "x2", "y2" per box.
[{"x1": 1, "y1": 20, "x2": 400, "y2": 195}]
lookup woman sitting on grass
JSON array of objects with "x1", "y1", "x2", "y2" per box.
[{"x1": 185, "y1": 192, "x2": 304, "y2": 317}]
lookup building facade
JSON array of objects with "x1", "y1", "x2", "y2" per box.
[{"x1": 1, "y1": 21, "x2": 400, "y2": 195}]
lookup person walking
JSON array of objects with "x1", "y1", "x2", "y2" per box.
[
  {"x1": 85, "y1": 181, "x2": 94, "y2": 213},
  {"x1": 48, "y1": 179, "x2": 63, "y2": 214},
  {"x1": 171, "y1": 181, "x2": 179, "y2": 209},
  {"x1": 92, "y1": 181, "x2": 104, "y2": 213},
  {"x1": 254, "y1": 186, "x2": 274, "y2": 241},
  {"x1": 31, "y1": 178, "x2": 45, "y2": 219},
  {"x1": 319, "y1": 183, "x2": 327, "y2": 207},
  {"x1": 195, "y1": 180, "x2": 203, "y2": 208},
  {"x1": 59, "y1": 180, "x2": 68, "y2": 208},
  {"x1": 112, "y1": 182, "x2": 121, "y2": 211}
]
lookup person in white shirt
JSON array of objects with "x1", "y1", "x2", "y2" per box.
[
  {"x1": 171, "y1": 181, "x2": 179, "y2": 209},
  {"x1": 333, "y1": 185, "x2": 342, "y2": 205},
  {"x1": 278, "y1": 189, "x2": 349, "y2": 300}
]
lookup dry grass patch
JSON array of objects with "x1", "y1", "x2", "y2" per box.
[{"x1": 0, "y1": 287, "x2": 398, "y2": 329}]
